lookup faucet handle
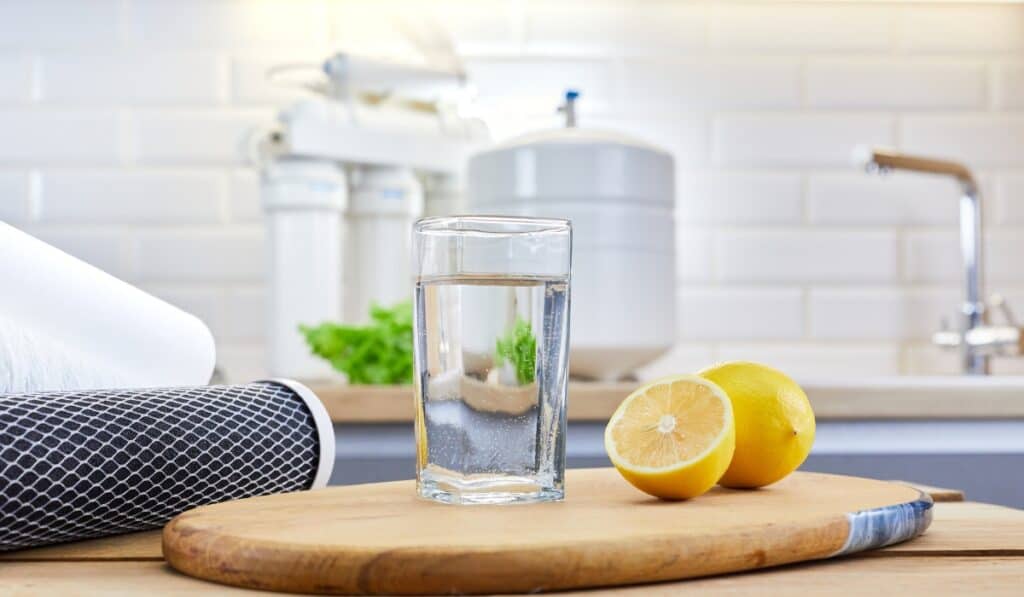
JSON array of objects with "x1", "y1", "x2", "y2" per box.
[
  {"x1": 933, "y1": 315, "x2": 962, "y2": 349},
  {"x1": 989, "y1": 293, "x2": 1019, "y2": 327}
]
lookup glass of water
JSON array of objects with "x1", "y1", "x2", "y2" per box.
[{"x1": 412, "y1": 216, "x2": 572, "y2": 505}]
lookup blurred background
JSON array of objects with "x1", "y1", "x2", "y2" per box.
[{"x1": 2, "y1": 0, "x2": 1024, "y2": 383}]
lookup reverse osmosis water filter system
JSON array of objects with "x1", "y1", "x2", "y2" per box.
[{"x1": 255, "y1": 53, "x2": 677, "y2": 383}]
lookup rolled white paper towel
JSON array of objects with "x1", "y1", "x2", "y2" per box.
[{"x1": 0, "y1": 223, "x2": 216, "y2": 392}]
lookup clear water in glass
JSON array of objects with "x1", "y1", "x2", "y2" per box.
[{"x1": 414, "y1": 273, "x2": 570, "y2": 504}]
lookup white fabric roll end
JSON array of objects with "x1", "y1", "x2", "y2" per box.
[
  {"x1": 1, "y1": 223, "x2": 219, "y2": 392},
  {"x1": 263, "y1": 378, "x2": 336, "y2": 489}
]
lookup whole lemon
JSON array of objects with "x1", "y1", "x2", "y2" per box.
[{"x1": 699, "y1": 361, "x2": 815, "y2": 488}]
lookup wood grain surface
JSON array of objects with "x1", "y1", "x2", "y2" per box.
[
  {"x1": 890, "y1": 481, "x2": 964, "y2": 502},
  {"x1": 162, "y1": 469, "x2": 926, "y2": 595},
  {"x1": 0, "y1": 530, "x2": 164, "y2": 562},
  {"x1": 3, "y1": 500, "x2": 1023, "y2": 595},
  {"x1": 0, "y1": 479, "x2": 959, "y2": 564},
  {"x1": 3, "y1": 557, "x2": 1024, "y2": 596},
  {"x1": 880, "y1": 502, "x2": 1024, "y2": 556},
  {"x1": 311, "y1": 382, "x2": 1024, "y2": 423},
  {"x1": 552, "y1": 556, "x2": 1024, "y2": 596}
]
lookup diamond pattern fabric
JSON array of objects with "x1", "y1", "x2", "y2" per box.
[{"x1": 0, "y1": 382, "x2": 319, "y2": 552}]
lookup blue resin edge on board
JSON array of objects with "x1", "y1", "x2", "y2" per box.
[{"x1": 833, "y1": 490, "x2": 934, "y2": 556}]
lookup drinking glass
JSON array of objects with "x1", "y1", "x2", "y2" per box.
[{"x1": 412, "y1": 216, "x2": 572, "y2": 505}]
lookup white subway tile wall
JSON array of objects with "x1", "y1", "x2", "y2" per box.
[
  {"x1": 678, "y1": 171, "x2": 803, "y2": 225},
  {"x1": 994, "y1": 63, "x2": 1024, "y2": 109},
  {"x1": 466, "y1": 57, "x2": 615, "y2": 112},
  {"x1": 1, "y1": 0, "x2": 1023, "y2": 380},
  {"x1": 37, "y1": 170, "x2": 226, "y2": 225},
  {"x1": 807, "y1": 172, "x2": 961, "y2": 226},
  {"x1": 717, "y1": 229, "x2": 900, "y2": 283},
  {"x1": 998, "y1": 175, "x2": 1024, "y2": 224},
  {"x1": 134, "y1": 229, "x2": 265, "y2": 283},
  {"x1": 713, "y1": 113, "x2": 895, "y2": 166},
  {"x1": 0, "y1": 55, "x2": 33, "y2": 103},
  {"x1": 901, "y1": 115, "x2": 1024, "y2": 166},
  {"x1": 621, "y1": 59, "x2": 802, "y2": 110},
  {"x1": 899, "y1": 4, "x2": 1024, "y2": 52},
  {"x1": 808, "y1": 288, "x2": 958, "y2": 341},
  {"x1": 524, "y1": 0, "x2": 707, "y2": 54},
  {"x1": 39, "y1": 53, "x2": 227, "y2": 105},
  {"x1": 0, "y1": 111, "x2": 122, "y2": 163},
  {"x1": 710, "y1": 3, "x2": 894, "y2": 52},
  {"x1": 0, "y1": 171, "x2": 30, "y2": 222},
  {"x1": 25, "y1": 229, "x2": 131, "y2": 279},
  {"x1": 677, "y1": 287, "x2": 804, "y2": 340},
  {"x1": 805, "y1": 59, "x2": 987, "y2": 110},
  {"x1": 133, "y1": 109, "x2": 274, "y2": 164}
]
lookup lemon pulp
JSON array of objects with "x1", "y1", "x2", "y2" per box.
[{"x1": 604, "y1": 375, "x2": 735, "y2": 499}]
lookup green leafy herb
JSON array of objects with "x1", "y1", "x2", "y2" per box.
[
  {"x1": 495, "y1": 319, "x2": 537, "y2": 385},
  {"x1": 299, "y1": 302, "x2": 414, "y2": 385}
]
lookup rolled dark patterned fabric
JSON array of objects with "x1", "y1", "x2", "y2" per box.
[{"x1": 0, "y1": 379, "x2": 334, "y2": 552}]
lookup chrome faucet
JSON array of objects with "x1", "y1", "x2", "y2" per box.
[{"x1": 854, "y1": 147, "x2": 1023, "y2": 375}]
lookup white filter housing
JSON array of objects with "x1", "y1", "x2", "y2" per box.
[
  {"x1": 344, "y1": 165, "x2": 424, "y2": 323},
  {"x1": 467, "y1": 128, "x2": 676, "y2": 380},
  {"x1": 263, "y1": 158, "x2": 347, "y2": 380}
]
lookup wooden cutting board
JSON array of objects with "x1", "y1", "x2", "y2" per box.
[{"x1": 163, "y1": 469, "x2": 933, "y2": 595}]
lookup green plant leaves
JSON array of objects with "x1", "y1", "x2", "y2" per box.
[
  {"x1": 495, "y1": 319, "x2": 537, "y2": 385},
  {"x1": 299, "y1": 302, "x2": 414, "y2": 385}
]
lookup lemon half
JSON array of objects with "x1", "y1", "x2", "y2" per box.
[
  {"x1": 699, "y1": 361, "x2": 815, "y2": 488},
  {"x1": 604, "y1": 375, "x2": 735, "y2": 500}
]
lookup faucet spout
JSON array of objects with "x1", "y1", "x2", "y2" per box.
[
  {"x1": 852, "y1": 146, "x2": 977, "y2": 190},
  {"x1": 958, "y1": 183, "x2": 987, "y2": 374},
  {"x1": 853, "y1": 146, "x2": 989, "y2": 374}
]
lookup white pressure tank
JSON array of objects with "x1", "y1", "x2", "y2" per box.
[{"x1": 465, "y1": 108, "x2": 676, "y2": 380}]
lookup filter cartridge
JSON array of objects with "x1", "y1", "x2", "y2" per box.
[{"x1": 0, "y1": 380, "x2": 334, "y2": 552}]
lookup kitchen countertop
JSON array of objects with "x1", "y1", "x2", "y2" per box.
[
  {"x1": 3, "y1": 484, "x2": 1023, "y2": 595},
  {"x1": 309, "y1": 378, "x2": 1024, "y2": 423}
]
